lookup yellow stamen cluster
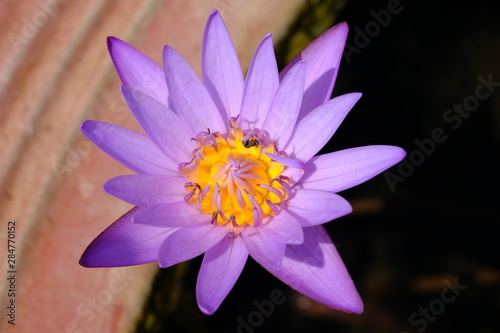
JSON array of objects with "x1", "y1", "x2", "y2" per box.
[{"x1": 179, "y1": 119, "x2": 289, "y2": 233}]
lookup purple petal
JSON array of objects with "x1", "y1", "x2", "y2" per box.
[
  {"x1": 132, "y1": 202, "x2": 208, "y2": 227},
  {"x1": 202, "y1": 10, "x2": 244, "y2": 120},
  {"x1": 158, "y1": 223, "x2": 227, "y2": 268},
  {"x1": 260, "y1": 210, "x2": 304, "y2": 245},
  {"x1": 80, "y1": 207, "x2": 176, "y2": 267},
  {"x1": 300, "y1": 145, "x2": 406, "y2": 193},
  {"x1": 261, "y1": 225, "x2": 363, "y2": 313},
  {"x1": 103, "y1": 174, "x2": 187, "y2": 207},
  {"x1": 242, "y1": 226, "x2": 286, "y2": 269},
  {"x1": 280, "y1": 167, "x2": 306, "y2": 187},
  {"x1": 163, "y1": 45, "x2": 226, "y2": 134},
  {"x1": 264, "y1": 152, "x2": 305, "y2": 169},
  {"x1": 107, "y1": 37, "x2": 170, "y2": 106},
  {"x1": 81, "y1": 120, "x2": 178, "y2": 175},
  {"x1": 280, "y1": 22, "x2": 348, "y2": 120},
  {"x1": 284, "y1": 189, "x2": 352, "y2": 227},
  {"x1": 240, "y1": 33, "x2": 279, "y2": 130},
  {"x1": 196, "y1": 236, "x2": 248, "y2": 315},
  {"x1": 261, "y1": 61, "x2": 305, "y2": 148},
  {"x1": 285, "y1": 93, "x2": 361, "y2": 162},
  {"x1": 121, "y1": 85, "x2": 194, "y2": 164}
]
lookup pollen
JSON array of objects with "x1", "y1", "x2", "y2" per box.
[{"x1": 179, "y1": 118, "x2": 291, "y2": 236}]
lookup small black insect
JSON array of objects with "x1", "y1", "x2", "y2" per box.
[{"x1": 242, "y1": 137, "x2": 259, "y2": 148}]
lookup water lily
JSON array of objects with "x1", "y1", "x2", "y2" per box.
[{"x1": 80, "y1": 10, "x2": 405, "y2": 315}]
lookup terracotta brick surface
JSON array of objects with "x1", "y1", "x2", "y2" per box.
[{"x1": 0, "y1": 0, "x2": 305, "y2": 332}]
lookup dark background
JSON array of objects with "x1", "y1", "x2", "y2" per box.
[{"x1": 138, "y1": 0, "x2": 500, "y2": 332}]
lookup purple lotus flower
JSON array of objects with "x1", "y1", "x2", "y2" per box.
[{"x1": 80, "y1": 10, "x2": 405, "y2": 315}]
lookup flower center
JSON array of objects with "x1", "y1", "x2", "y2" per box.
[{"x1": 179, "y1": 118, "x2": 290, "y2": 237}]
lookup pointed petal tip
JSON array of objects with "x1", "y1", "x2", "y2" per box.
[
  {"x1": 307, "y1": 290, "x2": 364, "y2": 314},
  {"x1": 395, "y1": 146, "x2": 407, "y2": 161},
  {"x1": 162, "y1": 45, "x2": 182, "y2": 65},
  {"x1": 352, "y1": 301, "x2": 364, "y2": 314},
  {"x1": 283, "y1": 59, "x2": 306, "y2": 76},
  {"x1": 340, "y1": 297, "x2": 364, "y2": 314},
  {"x1": 208, "y1": 8, "x2": 222, "y2": 20},
  {"x1": 294, "y1": 59, "x2": 307, "y2": 68},
  {"x1": 79, "y1": 252, "x2": 121, "y2": 268},
  {"x1": 325, "y1": 295, "x2": 363, "y2": 314},
  {"x1": 79, "y1": 243, "x2": 112, "y2": 268},
  {"x1": 338, "y1": 91, "x2": 362, "y2": 105},
  {"x1": 338, "y1": 92, "x2": 363, "y2": 109},
  {"x1": 80, "y1": 120, "x2": 98, "y2": 139},
  {"x1": 199, "y1": 304, "x2": 216, "y2": 316},
  {"x1": 101, "y1": 177, "x2": 117, "y2": 196},
  {"x1": 256, "y1": 33, "x2": 273, "y2": 46},
  {"x1": 107, "y1": 36, "x2": 130, "y2": 58},
  {"x1": 107, "y1": 36, "x2": 119, "y2": 47},
  {"x1": 351, "y1": 91, "x2": 363, "y2": 100},
  {"x1": 380, "y1": 145, "x2": 407, "y2": 165},
  {"x1": 162, "y1": 44, "x2": 173, "y2": 55},
  {"x1": 209, "y1": 9, "x2": 221, "y2": 17},
  {"x1": 328, "y1": 21, "x2": 349, "y2": 38},
  {"x1": 157, "y1": 259, "x2": 170, "y2": 269},
  {"x1": 78, "y1": 255, "x2": 91, "y2": 267},
  {"x1": 345, "y1": 201, "x2": 354, "y2": 216},
  {"x1": 283, "y1": 60, "x2": 306, "y2": 85},
  {"x1": 106, "y1": 37, "x2": 170, "y2": 106},
  {"x1": 80, "y1": 120, "x2": 90, "y2": 132},
  {"x1": 336, "y1": 21, "x2": 349, "y2": 31}
]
